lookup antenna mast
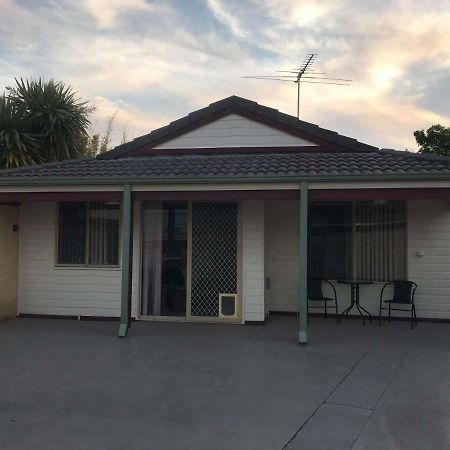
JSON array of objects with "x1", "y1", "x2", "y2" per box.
[
  {"x1": 243, "y1": 53, "x2": 352, "y2": 119},
  {"x1": 295, "y1": 53, "x2": 315, "y2": 118}
]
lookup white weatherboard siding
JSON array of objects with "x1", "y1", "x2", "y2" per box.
[
  {"x1": 265, "y1": 199, "x2": 450, "y2": 319},
  {"x1": 131, "y1": 202, "x2": 141, "y2": 318},
  {"x1": 265, "y1": 200, "x2": 300, "y2": 312},
  {"x1": 18, "y1": 202, "x2": 141, "y2": 318},
  {"x1": 16, "y1": 199, "x2": 450, "y2": 321},
  {"x1": 242, "y1": 200, "x2": 265, "y2": 322},
  {"x1": 154, "y1": 114, "x2": 316, "y2": 149},
  {"x1": 18, "y1": 200, "x2": 267, "y2": 321},
  {"x1": 407, "y1": 200, "x2": 450, "y2": 319}
]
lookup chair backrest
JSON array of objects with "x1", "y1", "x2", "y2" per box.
[
  {"x1": 392, "y1": 280, "x2": 415, "y2": 304},
  {"x1": 308, "y1": 279, "x2": 323, "y2": 298}
]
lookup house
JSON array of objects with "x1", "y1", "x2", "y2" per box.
[{"x1": 0, "y1": 95, "x2": 449, "y2": 342}]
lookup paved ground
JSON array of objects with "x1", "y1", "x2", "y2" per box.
[{"x1": 0, "y1": 316, "x2": 449, "y2": 450}]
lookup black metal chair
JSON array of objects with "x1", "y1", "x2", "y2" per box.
[
  {"x1": 307, "y1": 279, "x2": 340, "y2": 324},
  {"x1": 379, "y1": 280, "x2": 418, "y2": 329}
]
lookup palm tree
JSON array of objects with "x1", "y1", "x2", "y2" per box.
[
  {"x1": 9, "y1": 78, "x2": 92, "y2": 162},
  {"x1": 0, "y1": 94, "x2": 42, "y2": 168}
]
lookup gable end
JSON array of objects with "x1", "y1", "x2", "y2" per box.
[{"x1": 98, "y1": 96, "x2": 378, "y2": 159}]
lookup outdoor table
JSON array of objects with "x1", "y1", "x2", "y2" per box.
[{"x1": 338, "y1": 279, "x2": 373, "y2": 325}]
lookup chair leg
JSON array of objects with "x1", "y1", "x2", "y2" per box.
[
  {"x1": 324, "y1": 300, "x2": 328, "y2": 319},
  {"x1": 307, "y1": 301, "x2": 310, "y2": 325},
  {"x1": 335, "y1": 300, "x2": 339, "y2": 324},
  {"x1": 413, "y1": 304, "x2": 418, "y2": 325},
  {"x1": 411, "y1": 305, "x2": 414, "y2": 330},
  {"x1": 379, "y1": 301, "x2": 382, "y2": 327},
  {"x1": 388, "y1": 303, "x2": 391, "y2": 323}
]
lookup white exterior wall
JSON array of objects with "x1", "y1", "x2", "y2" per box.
[
  {"x1": 17, "y1": 198, "x2": 449, "y2": 321},
  {"x1": 154, "y1": 114, "x2": 316, "y2": 149},
  {"x1": 18, "y1": 202, "x2": 141, "y2": 318},
  {"x1": 265, "y1": 199, "x2": 450, "y2": 319},
  {"x1": 242, "y1": 200, "x2": 265, "y2": 322},
  {"x1": 131, "y1": 202, "x2": 141, "y2": 318},
  {"x1": 265, "y1": 200, "x2": 299, "y2": 312},
  {"x1": 407, "y1": 199, "x2": 450, "y2": 319}
]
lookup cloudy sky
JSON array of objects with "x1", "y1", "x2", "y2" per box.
[{"x1": 1, "y1": 0, "x2": 449, "y2": 150}]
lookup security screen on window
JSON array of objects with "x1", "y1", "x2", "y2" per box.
[{"x1": 57, "y1": 202, "x2": 120, "y2": 266}]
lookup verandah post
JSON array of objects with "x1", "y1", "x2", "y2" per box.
[
  {"x1": 298, "y1": 181, "x2": 308, "y2": 344},
  {"x1": 118, "y1": 184, "x2": 133, "y2": 337}
]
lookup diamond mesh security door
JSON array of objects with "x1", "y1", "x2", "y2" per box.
[{"x1": 190, "y1": 202, "x2": 238, "y2": 319}]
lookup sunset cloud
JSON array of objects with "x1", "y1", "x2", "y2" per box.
[{"x1": 0, "y1": 0, "x2": 449, "y2": 150}]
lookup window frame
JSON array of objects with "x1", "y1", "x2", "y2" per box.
[
  {"x1": 55, "y1": 201, "x2": 122, "y2": 269},
  {"x1": 308, "y1": 200, "x2": 408, "y2": 283},
  {"x1": 308, "y1": 201, "x2": 353, "y2": 281}
]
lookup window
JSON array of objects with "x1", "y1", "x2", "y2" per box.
[
  {"x1": 57, "y1": 202, "x2": 120, "y2": 266},
  {"x1": 354, "y1": 201, "x2": 406, "y2": 281},
  {"x1": 308, "y1": 203, "x2": 352, "y2": 280},
  {"x1": 308, "y1": 201, "x2": 406, "y2": 282},
  {"x1": 57, "y1": 202, "x2": 87, "y2": 265}
]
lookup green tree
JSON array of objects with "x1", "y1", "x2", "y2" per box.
[
  {"x1": 1, "y1": 78, "x2": 129, "y2": 166},
  {"x1": 414, "y1": 124, "x2": 450, "y2": 156},
  {"x1": 0, "y1": 94, "x2": 42, "y2": 168},
  {"x1": 88, "y1": 133, "x2": 100, "y2": 156},
  {"x1": 8, "y1": 78, "x2": 92, "y2": 162},
  {"x1": 76, "y1": 111, "x2": 129, "y2": 157},
  {"x1": 76, "y1": 132, "x2": 100, "y2": 158}
]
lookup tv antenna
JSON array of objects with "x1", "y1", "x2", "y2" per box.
[{"x1": 243, "y1": 53, "x2": 352, "y2": 118}]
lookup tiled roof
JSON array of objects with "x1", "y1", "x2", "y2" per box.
[
  {"x1": 98, "y1": 95, "x2": 378, "y2": 159},
  {"x1": 1, "y1": 150, "x2": 450, "y2": 183}
]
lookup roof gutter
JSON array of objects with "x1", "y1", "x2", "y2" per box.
[{"x1": 1, "y1": 173, "x2": 450, "y2": 188}]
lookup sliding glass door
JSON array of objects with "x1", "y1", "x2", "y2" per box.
[
  {"x1": 141, "y1": 201, "x2": 240, "y2": 321},
  {"x1": 141, "y1": 201, "x2": 187, "y2": 317}
]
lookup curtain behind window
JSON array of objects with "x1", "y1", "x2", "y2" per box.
[
  {"x1": 355, "y1": 201, "x2": 406, "y2": 281},
  {"x1": 141, "y1": 203, "x2": 163, "y2": 315},
  {"x1": 88, "y1": 202, "x2": 120, "y2": 266}
]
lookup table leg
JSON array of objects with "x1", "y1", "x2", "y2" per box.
[
  {"x1": 356, "y1": 286, "x2": 372, "y2": 322},
  {"x1": 358, "y1": 304, "x2": 372, "y2": 321},
  {"x1": 355, "y1": 285, "x2": 365, "y2": 325},
  {"x1": 341, "y1": 284, "x2": 356, "y2": 317},
  {"x1": 356, "y1": 302, "x2": 365, "y2": 326},
  {"x1": 342, "y1": 302, "x2": 353, "y2": 315}
]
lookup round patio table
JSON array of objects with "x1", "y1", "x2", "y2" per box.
[{"x1": 338, "y1": 279, "x2": 373, "y2": 325}]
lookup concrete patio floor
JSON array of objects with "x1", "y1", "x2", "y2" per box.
[{"x1": 0, "y1": 315, "x2": 449, "y2": 450}]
